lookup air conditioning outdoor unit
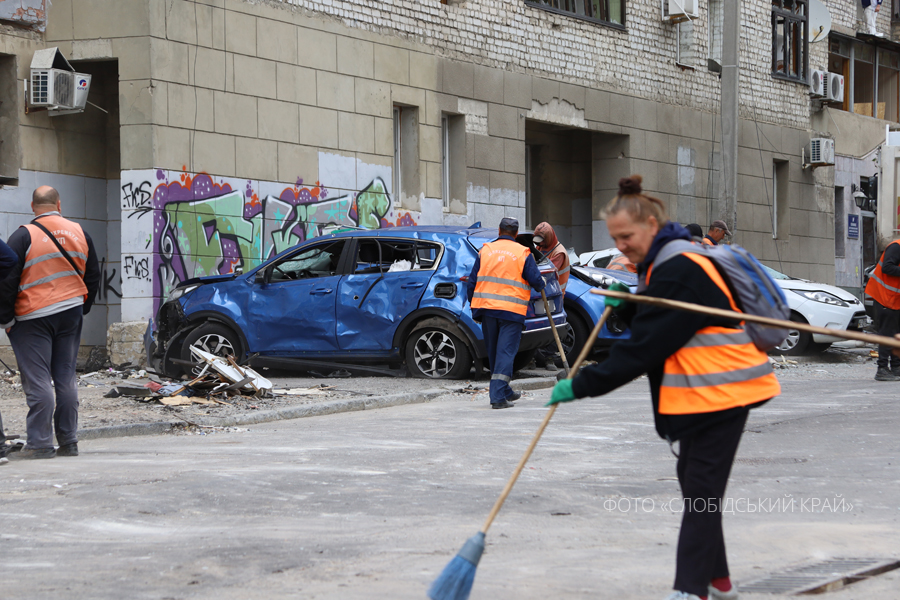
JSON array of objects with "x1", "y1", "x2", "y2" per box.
[
  {"x1": 807, "y1": 138, "x2": 835, "y2": 166},
  {"x1": 30, "y1": 68, "x2": 75, "y2": 108},
  {"x1": 825, "y1": 73, "x2": 845, "y2": 103},
  {"x1": 28, "y1": 47, "x2": 90, "y2": 115},
  {"x1": 809, "y1": 69, "x2": 826, "y2": 97},
  {"x1": 662, "y1": 0, "x2": 698, "y2": 23}
]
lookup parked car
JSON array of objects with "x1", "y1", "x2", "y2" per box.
[
  {"x1": 559, "y1": 265, "x2": 637, "y2": 363},
  {"x1": 147, "y1": 226, "x2": 565, "y2": 380},
  {"x1": 761, "y1": 265, "x2": 869, "y2": 355},
  {"x1": 577, "y1": 247, "x2": 869, "y2": 356}
]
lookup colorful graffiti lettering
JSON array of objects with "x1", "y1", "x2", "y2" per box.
[{"x1": 122, "y1": 168, "x2": 417, "y2": 312}]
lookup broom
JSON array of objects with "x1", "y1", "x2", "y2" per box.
[
  {"x1": 589, "y1": 288, "x2": 900, "y2": 349},
  {"x1": 427, "y1": 306, "x2": 614, "y2": 600}
]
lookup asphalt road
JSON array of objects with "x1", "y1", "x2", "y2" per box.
[{"x1": 2, "y1": 374, "x2": 898, "y2": 599}]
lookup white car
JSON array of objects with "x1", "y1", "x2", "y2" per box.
[
  {"x1": 577, "y1": 248, "x2": 869, "y2": 355},
  {"x1": 761, "y1": 265, "x2": 869, "y2": 355}
]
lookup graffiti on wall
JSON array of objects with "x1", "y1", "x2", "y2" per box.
[{"x1": 121, "y1": 167, "x2": 417, "y2": 312}]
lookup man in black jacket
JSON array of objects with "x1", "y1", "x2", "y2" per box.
[
  {"x1": 0, "y1": 237, "x2": 21, "y2": 465},
  {"x1": 0, "y1": 186, "x2": 101, "y2": 460}
]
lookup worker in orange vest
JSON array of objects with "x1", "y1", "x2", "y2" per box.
[
  {"x1": 0, "y1": 186, "x2": 101, "y2": 460},
  {"x1": 466, "y1": 218, "x2": 545, "y2": 409},
  {"x1": 548, "y1": 175, "x2": 779, "y2": 600},
  {"x1": 864, "y1": 237, "x2": 900, "y2": 381},
  {"x1": 702, "y1": 220, "x2": 730, "y2": 246}
]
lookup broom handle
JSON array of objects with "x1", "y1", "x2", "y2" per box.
[
  {"x1": 590, "y1": 289, "x2": 900, "y2": 349},
  {"x1": 481, "y1": 306, "x2": 614, "y2": 534},
  {"x1": 541, "y1": 289, "x2": 571, "y2": 375}
]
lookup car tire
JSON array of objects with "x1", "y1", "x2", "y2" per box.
[
  {"x1": 405, "y1": 323, "x2": 472, "y2": 379},
  {"x1": 560, "y1": 311, "x2": 590, "y2": 366},
  {"x1": 771, "y1": 313, "x2": 811, "y2": 356},
  {"x1": 182, "y1": 322, "x2": 245, "y2": 376},
  {"x1": 513, "y1": 348, "x2": 537, "y2": 373}
]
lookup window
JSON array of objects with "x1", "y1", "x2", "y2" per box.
[
  {"x1": 267, "y1": 240, "x2": 347, "y2": 282},
  {"x1": 773, "y1": 160, "x2": 790, "y2": 240},
  {"x1": 526, "y1": 0, "x2": 624, "y2": 27},
  {"x1": 835, "y1": 187, "x2": 845, "y2": 258},
  {"x1": 0, "y1": 54, "x2": 19, "y2": 184},
  {"x1": 353, "y1": 239, "x2": 442, "y2": 274},
  {"x1": 441, "y1": 115, "x2": 450, "y2": 210},
  {"x1": 393, "y1": 105, "x2": 420, "y2": 210},
  {"x1": 878, "y1": 48, "x2": 900, "y2": 122},
  {"x1": 855, "y1": 44, "x2": 875, "y2": 117},
  {"x1": 771, "y1": 0, "x2": 808, "y2": 83},
  {"x1": 828, "y1": 37, "x2": 850, "y2": 111}
]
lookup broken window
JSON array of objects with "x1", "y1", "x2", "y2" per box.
[
  {"x1": 855, "y1": 44, "x2": 876, "y2": 117},
  {"x1": 526, "y1": 0, "x2": 624, "y2": 26},
  {"x1": 353, "y1": 240, "x2": 442, "y2": 274},
  {"x1": 828, "y1": 37, "x2": 850, "y2": 111},
  {"x1": 266, "y1": 240, "x2": 347, "y2": 281},
  {"x1": 393, "y1": 105, "x2": 420, "y2": 209},
  {"x1": 829, "y1": 37, "x2": 900, "y2": 122},
  {"x1": 771, "y1": 0, "x2": 808, "y2": 83},
  {"x1": 878, "y1": 48, "x2": 900, "y2": 122}
]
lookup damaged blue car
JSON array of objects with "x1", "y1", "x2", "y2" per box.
[{"x1": 147, "y1": 226, "x2": 565, "y2": 379}]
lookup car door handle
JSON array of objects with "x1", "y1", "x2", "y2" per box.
[
  {"x1": 310, "y1": 288, "x2": 333, "y2": 295},
  {"x1": 401, "y1": 282, "x2": 424, "y2": 289}
]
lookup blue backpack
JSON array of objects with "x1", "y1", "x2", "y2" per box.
[{"x1": 651, "y1": 240, "x2": 790, "y2": 351}]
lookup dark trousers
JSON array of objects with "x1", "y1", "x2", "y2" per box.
[
  {"x1": 8, "y1": 306, "x2": 83, "y2": 449},
  {"x1": 873, "y1": 300, "x2": 900, "y2": 370},
  {"x1": 482, "y1": 316, "x2": 522, "y2": 403},
  {"x1": 673, "y1": 410, "x2": 748, "y2": 596}
]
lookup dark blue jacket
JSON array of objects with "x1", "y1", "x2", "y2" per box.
[
  {"x1": 0, "y1": 239, "x2": 17, "y2": 280},
  {"x1": 465, "y1": 235, "x2": 545, "y2": 324}
]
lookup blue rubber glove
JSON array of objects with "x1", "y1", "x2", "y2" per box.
[
  {"x1": 545, "y1": 379, "x2": 576, "y2": 406},
  {"x1": 604, "y1": 281, "x2": 631, "y2": 310}
]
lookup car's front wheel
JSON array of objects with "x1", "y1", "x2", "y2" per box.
[
  {"x1": 771, "y1": 313, "x2": 810, "y2": 356},
  {"x1": 182, "y1": 322, "x2": 245, "y2": 376},
  {"x1": 405, "y1": 322, "x2": 472, "y2": 379}
]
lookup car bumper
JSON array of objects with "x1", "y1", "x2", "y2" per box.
[
  {"x1": 519, "y1": 314, "x2": 567, "y2": 351},
  {"x1": 793, "y1": 299, "x2": 868, "y2": 343}
]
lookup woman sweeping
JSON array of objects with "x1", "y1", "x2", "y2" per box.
[{"x1": 548, "y1": 175, "x2": 780, "y2": 600}]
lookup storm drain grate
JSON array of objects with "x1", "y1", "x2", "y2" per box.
[
  {"x1": 734, "y1": 457, "x2": 807, "y2": 465},
  {"x1": 739, "y1": 557, "x2": 900, "y2": 594}
]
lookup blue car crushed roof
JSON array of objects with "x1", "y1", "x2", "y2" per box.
[{"x1": 147, "y1": 225, "x2": 566, "y2": 379}]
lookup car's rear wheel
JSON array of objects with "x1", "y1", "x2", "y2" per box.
[
  {"x1": 560, "y1": 312, "x2": 590, "y2": 366},
  {"x1": 182, "y1": 323, "x2": 245, "y2": 376},
  {"x1": 405, "y1": 323, "x2": 472, "y2": 379},
  {"x1": 771, "y1": 313, "x2": 810, "y2": 356},
  {"x1": 513, "y1": 348, "x2": 537, "y2": 372}
]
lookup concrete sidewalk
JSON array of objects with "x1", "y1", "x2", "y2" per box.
[{"x1": 1, "y1": 374, "x2": 897, "y2": 599}]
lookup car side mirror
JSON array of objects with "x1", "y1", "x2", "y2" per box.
[{"x1": 254, "y1": 270, "x2": 267, "y2": 284}]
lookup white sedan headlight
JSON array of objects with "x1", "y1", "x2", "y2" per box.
[
  {"x1": 791, "y1": 289, "x2": 848, "y2": 308},
  {"x1": 167, "y1": 284, "x2": 200, "y2": 302}
]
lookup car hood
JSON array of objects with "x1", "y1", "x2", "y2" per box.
[
  {"x1": 775, "y1": 278, "x2": 859, "y2": 302},
  {"x1": 572, "y1": 265, "x2": 638, "y2": 287}
]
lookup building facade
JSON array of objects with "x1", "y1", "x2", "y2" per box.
[{"x1": 0, "y1": 0, "x2": 890, "y2": 356}]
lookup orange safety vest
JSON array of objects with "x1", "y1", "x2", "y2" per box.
[
  {"x1": 647, "y1": 252, "x2": 781, "y2": 415},
  {"x1": 547, "y1": 242, "x2": 570, "y2": 293},
  {"x1": 15, "y1": 215, "x2": 89, "y2": 317},
  {"x1": 701, "y1": 237, "x2": 714, "y2": 246},
  {"x1": 865, "y1": 240, "x2": 900, "y2": 310},
  {"x1": 471, "y1": 239, "x2": 533, "y2": 316}
]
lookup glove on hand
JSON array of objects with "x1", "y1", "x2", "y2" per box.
[
  {"x1": 604, "y1": 281, "x2": 631, "y2": 310},
  {"x1": 545, "y1": 379, "x2": 576, "y2": 406}
]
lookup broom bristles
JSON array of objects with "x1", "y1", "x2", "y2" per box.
[{"x1": 427, "y1": 532, "x2": 485, "y2": 600}]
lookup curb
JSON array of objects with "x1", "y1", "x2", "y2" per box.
[{"x1": 77, "y1": 376, "x2": 556, "y2": 441}]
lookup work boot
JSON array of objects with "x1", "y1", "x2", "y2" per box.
[
  {"x1": 56, "y1": 442, "x2": 79, "y2": 457},
  {"x1": 874, "y1": 367, "x2": 900, "y2": 381},
  {"x1": 10, "y1": 447, "x2": 56, "y2": 460},
  {"x1": 892, "y1": 365, "x2": 900, "y2": 379},
  {"x1": 491, "y1": 401, "x2": 514, "y2": 409},
  {"x1": 505, "y1": 391, "x2": 521, "y2": 402}
]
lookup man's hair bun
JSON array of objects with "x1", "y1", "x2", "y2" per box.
[{"x1": 618, "y1": 175, "x2": 643, "y2": 196}]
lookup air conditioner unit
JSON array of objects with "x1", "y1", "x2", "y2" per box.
[
  {"x1": 807, "y1": 138, "x2": 835, "y2": 166},
  {"x1": 30, "y1": 68, "x2": 75, "y2": 109},
  {"x1": 49, "y1": 74, "x2": 92, "y2": 116},
  {"x1": 662, "y1": 0, "x2": 698, "y2": 23},
  {"x1": 826, "y1": 73, "x2": 845, "y2": 103},
  {"x1": 809, "y1": 69, "x2": 826, "y2": 97}
]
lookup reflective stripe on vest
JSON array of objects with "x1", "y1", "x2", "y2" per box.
[
  {"x1": 15, "y1": 216, "x2": 89, "y2": 317},
  {"x1": 550, "y1": 242, "x2": 570, "y2": 293},
  {"x1": 471, "y1": 239, "x2": 532, "y2": 315},
  {"x1": 650, "y1": 253, "x2": 781, "y2": 415},
  {"x1": 865, "y1": 240, "x2": 900, "y2": 310}
]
